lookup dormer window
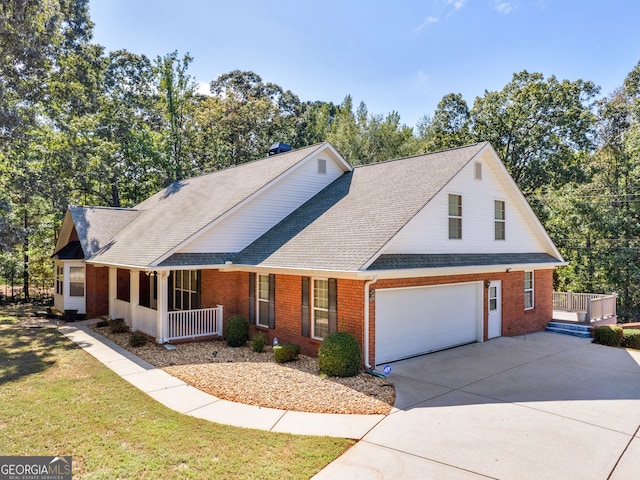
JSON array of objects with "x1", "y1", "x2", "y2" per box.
[{"x1": 448, "y1": 194, "x2": 462, "y2": 239}]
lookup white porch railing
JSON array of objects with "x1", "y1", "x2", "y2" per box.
[
  {"x1": 167, "y1": 305, "x2": 223, "y2": 341},
  {"x1": 553, "y1": 292, "x2": 617, "y2": 323}
]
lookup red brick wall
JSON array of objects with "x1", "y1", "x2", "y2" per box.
[
  {"x1": 201, "y1": 270, "x2": 249, "y2": 321},
  {"x1": 85, "y1": 264, "x2": 109, "y2": 318},
  {"x1": 198, "y1": 268, "x2": 554, "y2": 364},
  {"x1": 369, "y1": 269, "x2": 554, "y2": 365}
]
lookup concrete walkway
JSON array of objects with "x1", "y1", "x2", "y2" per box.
[
  {"x1": 59, "y1": 322, "x2": 640, "y2": 479},
  {"x1": 58, "y1": 323, "x2": 385, "y2": 439},
  {"x1": 315, "y1": 333, "x2": 640, "y2": 480}
]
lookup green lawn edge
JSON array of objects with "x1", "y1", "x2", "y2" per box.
[{"x1": 0, "y1": 308, "x2": 352, "y2": 479}]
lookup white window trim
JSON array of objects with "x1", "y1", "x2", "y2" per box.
[
  {"x1": 494, "y1": 199, "x2": 506, "y2": 241},
  {"x1": 69, "y1": 266, "x2": 85, "y2": 297},
  {"x1": 311, "y1": 277, "x2": 329, "y2": 340},
  {"x1": 55, "y1": 264, "x2": 64, "y2": 296},
  {"x1": 524, "y1": 271, "x2": 534, "y2": 310},
  {"x1": 448, "y1": 193, "x2": 462, "y2": 240},
  {"x1": 256, "y1": 274, "x2": 270, "y2": 328}
]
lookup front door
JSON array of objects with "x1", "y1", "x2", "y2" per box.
[{"x1": 488, "y1": 281, "x2": 502, "y2": 339}]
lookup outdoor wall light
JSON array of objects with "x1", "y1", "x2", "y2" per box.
[
  {"x1": 485, "y1": 280, "x2": 491, "y2": 288},
  {"x1": 505, "y1": 268, "x2": 511, "y2": 273},
  {"x1": 369, "y1": 290, "x2": 376, "y2": 300}
]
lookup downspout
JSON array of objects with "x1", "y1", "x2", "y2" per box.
[{"x1": 363, "y1": 276, "x2": 378, "y2": 369}]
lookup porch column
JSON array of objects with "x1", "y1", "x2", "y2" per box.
[
  {"x1": 108, "y1": 267, "x2": 117, "y2": 320},
  {"x1": 156, "y1": 271, "x2": 169, "y2": 343},
  {"x1": 129, "y1": 270, "x2": 139, "y2": 331}
]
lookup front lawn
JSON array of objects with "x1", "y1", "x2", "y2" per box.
[{"x1": 0, "y1": 306, "x2": 352, "y2": 479}]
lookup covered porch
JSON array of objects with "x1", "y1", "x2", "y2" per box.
[
  {"x1": 552, "y1": 291, "x2": 617, "y2": 325},
  {"x1": 108, "y1": 267, "x2": 223, "y2": 343}
]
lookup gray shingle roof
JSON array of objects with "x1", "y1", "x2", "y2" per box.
[
  {"x1": 157, "y1": 253, "x2": 236, "y2": 267},
  {"x1": 367, "y1": 253, "x2": 562, "y2": 271},
  {"x1": 235, "y1": 143, "x2": 488, "y2": 271},
  {"x1": 88, "y1": 143, "x2": 326, "y2": 267},
  {"x1": 67, "y1": 206, "x2": 142, "y2": 259}
]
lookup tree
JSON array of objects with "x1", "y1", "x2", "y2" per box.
[
  {"x1": 546, "y1": 63, "x2": 640, "y2": 320},
  {"x1": 417, "y1": 93, "x2": 471, "y2": 152},
  {"x1": 205, "y1": 70, "x2": 301, "y2": 164},
  {"x1": 80, "y1": 50, "x2": 164, "y2": 207},
  {"x1": 469, "y1": 71, "x2": 599, "y2": 195},
  {"x1": 0, "y1": 0, "x2": 95, "y2": 300},
  {"x1": 155, "y1": 51, "x2": 197, "y2": 183}
]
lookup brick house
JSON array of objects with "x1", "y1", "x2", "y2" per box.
[{"x1": 53, "y1": 142, "x2": 564, "y2": 366}]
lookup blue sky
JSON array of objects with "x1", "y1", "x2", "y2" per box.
[{"x1": 89, "y1": 0, "x2": 640, "y2": 128}]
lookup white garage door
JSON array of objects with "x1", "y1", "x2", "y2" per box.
[{"x1": 375, "y1": 282, "x2": 482, "y2": 364}]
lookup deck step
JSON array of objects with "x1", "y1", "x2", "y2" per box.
[{"x1": 545, "y1": 321, "x2": 592, "y2": 338}]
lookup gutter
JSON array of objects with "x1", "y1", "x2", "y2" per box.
[{"x1": 363, "y1": 276, "x2": 378, "y2": 369}]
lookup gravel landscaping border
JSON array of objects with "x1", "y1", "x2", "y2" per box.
[{"x1": 91, "y1": 326, "x2": 395, "y2": 415}]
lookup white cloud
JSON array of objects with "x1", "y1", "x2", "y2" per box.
[
  {"x1": 494, "y1": 1, "x2": 513, "y2": 14},
  {"x1": 414, "y1": 16, "x2": 439, "y2": 33},
  {"x1": 197, "y1": 81, "x2": 212, "y2": 96},
  {"x1": 414, "y1": 0, "x2": 466, "y2": 32}
]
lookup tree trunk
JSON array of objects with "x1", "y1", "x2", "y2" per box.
[
  {"x1": 22, "y1": 210, "x2": 29, "y2": 301},
  {"x1": 111, "y1": 180, "x2": 121, "y2": 207}
]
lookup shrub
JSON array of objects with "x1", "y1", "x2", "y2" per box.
[
  {"x1": 593, "y1": 325, "x2": 624, "y2": 347},
  {"x1": 225, "y1": 315, "x2": 249, "y2": 347},
  {"x1": 129, "y1": 332, "x2": 148, "y2": 347},
  {"x1": 622, "y1": 329, "x2": 640, "y2": 350},
  {"x1": 318, "y1": 332, "x2": 361, "y2": 378},
  {"x1": 273, "y1": 343, "x2": 300, "y2": 363},
  {"x1": 251, "y1": 331, "x2": 266, "y2": 353},
  {"x1": 108, "y1": 318, "x2": 129, "y2": 334}
]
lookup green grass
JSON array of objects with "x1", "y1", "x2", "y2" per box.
[{"x1": 0, "y1": 306, "x2": 352, "y2": 479}]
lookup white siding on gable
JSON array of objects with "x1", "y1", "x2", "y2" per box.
[
  {"x1": 385, "y1": 151, "x2": 551, "y2": 255},
  {"x1": 178, "y1": 152, "x2": 346, "y2": 254}
]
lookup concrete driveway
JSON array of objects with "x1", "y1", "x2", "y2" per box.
[{"x1": 315, "y1": 332, "x2": 640, "y2": 479}]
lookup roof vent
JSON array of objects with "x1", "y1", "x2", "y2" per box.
[{"x1": 269, "y1": 142, "x2": 292, "y2": 156}]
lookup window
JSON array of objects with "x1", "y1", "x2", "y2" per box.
[
  {"x1": 524, "y1": 271, "x2": 534, "y2": 310},
  {"x1": 257, "y1": 274, "x2": 270, "y2": 327},
  {"x1": 139, "y1": 272, "x2": 157, "y2": 309},
  {"x1": 475, "y1": 162, "x2": 482, "y2": 180},
  {"x1": 116, "y1": 268, "x2": 130, "y2": 302},
  {"x1": 318, "y1": 158, "x2": 327, "y2": 174},
  {"x1": 55, "y1": 265, "x2": 64, "y2": 295},
  {"x1": 69, "y1": 267, "x2": 85, "y2": 297},
  {"x1": 448, "y1": 194, "x2": 462, "y2": 239},
  {"x1": 495, "y1": 200, "x2": 505, "y2": 240},
  {"x1": 312, "y1": 279, "x2": 329, "y2": 339},
  {"x1": 173, "y1": 270, "x2": 200, "y2": 310}
]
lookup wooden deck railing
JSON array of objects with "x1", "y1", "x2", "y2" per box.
[
  {"x1": 167, "y1": 305, "x2": 223, "y2": 341},
  {"x1": 553, "y1": 292, "x2": 617, "y2": 323}
]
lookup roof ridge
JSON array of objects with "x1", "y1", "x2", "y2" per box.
[
  {"x1": 352, "y1": 142, "x2": 486, "y2": 169},
  {"x1": 69, "y1": 205, "x2": 139, "y2": 212},
  {"x1": 169, "y1": 142, "x2": 328, "y2": 184}
]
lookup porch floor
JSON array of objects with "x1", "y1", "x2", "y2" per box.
[{"x1": 552, "y1": 310, "x2": 617, "y2": 326}]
